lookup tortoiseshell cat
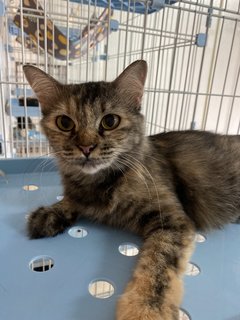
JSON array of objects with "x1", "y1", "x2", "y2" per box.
[{"x1": 23, "y1": 61, "x2": 240, "y2": 320}]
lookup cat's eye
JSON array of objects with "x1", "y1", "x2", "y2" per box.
[
  {"x1": 101, "y1": 114, "x2": 120, "y2": 130},
  {"x1": 56, "y1": 115, "x2": 75, "y2": 132}
]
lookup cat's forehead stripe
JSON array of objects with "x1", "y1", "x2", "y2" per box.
[
  {"x1": 82, "y1": 103, "x2": 96, "y2": 126},
  {"x1": 76, "y1": 82, "x2": 109, "y2": 106},
  {"x1": 70, "y1": 82, "x2": 111, "y2": 116}
]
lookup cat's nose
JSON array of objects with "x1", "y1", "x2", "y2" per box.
[{"x1": 79, "y1": 144, "x2": 97, "y2": 157}]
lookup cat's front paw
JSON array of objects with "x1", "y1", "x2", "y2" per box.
[
  {"x1": 117, "y1": 291, "x2": 164, "y2": 320},
  {"x1": 27, "y1": 206, "x2": 71, "y2": 239},
  {"x1": 117, "y1": 284, "x2": 179, "y2": 320}
]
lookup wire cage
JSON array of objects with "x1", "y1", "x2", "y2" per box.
[
  {"x1": 1, "y1": 0, "x2": 240, "y2": 158},
  {"x1": 0, "y1": 1, "x2": 240, "y2": 320}
]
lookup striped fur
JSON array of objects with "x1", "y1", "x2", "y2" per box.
[{"x1": 24, "y1": 61, "x2": 240, "y2": 320}]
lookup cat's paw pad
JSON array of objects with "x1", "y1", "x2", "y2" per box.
[{"x1": 28, "y1": 206, "x2": 70, "y2": 239}]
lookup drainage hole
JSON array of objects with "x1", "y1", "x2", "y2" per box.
[
  {"x1": 195, "y1": 233, "x2": 206, "y2": 243},
  {"x1": 68, "y1": 226, "x2": 88, "y2": 238},
  {"x1": 179, "y1": 308, "x2": 191, "y2": 320},
  {"x1": 29, "y1": 256, "x2": 54, "y2": 272},
  {"x1": 88, "y1": 280, "x2": 115, "y2": 299},
  {"x1": 23, "y1": 184, "x2": 39, "y2": 191},
  {"x1": 119, "y1": 243, "x2": 139, "y2": 256},
  {"x1": 185, "y1": 262, "x2": 201, "y2": 276}
]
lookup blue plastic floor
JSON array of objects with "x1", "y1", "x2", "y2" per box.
[{"x1": 0, "y1": 158, "x2": 240, "y2": 320}]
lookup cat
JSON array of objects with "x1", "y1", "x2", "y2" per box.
[{"x1": 23, "y1": 60, "x2": 240, "y2": 320}]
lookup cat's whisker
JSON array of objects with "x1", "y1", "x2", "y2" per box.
[
  {"x1": 115, "y1": 157, "x2": 152, "y2": 202},
  {"x1": 111, "y1": 149, "x2": 153, "y2": 198},
  {"x1": 117, "y1": 156, "x2": 164, "y2": 231},
  {"x1": 35, "y1": 151, "x2": 63, "y2": 171},
  {"x1": 25, "y1": 150, "x2": 67, "y2": 189},
  {"x1": 109, "y1": 161, "x2": 128, "y2": 185},
  {"x1": 125, "y1": 154, "x2": 163, "y2": 230},
  {"x1": 131, "y1": 150, "x2": 163, "y2": 163},
  {"x1": 21, "y1": 152, "x2": 57, "y2": 188}
]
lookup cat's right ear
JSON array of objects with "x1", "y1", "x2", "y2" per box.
[{"x1": 23, "y1": 65, "x2": 62, "y2": 113}]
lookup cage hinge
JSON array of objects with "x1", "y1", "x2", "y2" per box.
[
  {"x1": 206, "y1": 7, "x2": 213, "y2": 28},
  {"x1": 110, "y1": 19, "x2": 119, "y2": 32},
  {"x1": 196, "y1": 33, "x2": 207, "y2": 47},
  {"x1": 190, "y1": 121, "x2": 196, "y2": 130}
]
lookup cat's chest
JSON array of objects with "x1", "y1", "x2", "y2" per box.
[
  {"x1": 63, "y1": 177, "x2": 128, "y2": 225},
  {"x1": 63, "y1": 170, "x2": 126, "y2": 208},
  {"x1": 63, "y1": 169, "x2": 165, "y2": 226}
]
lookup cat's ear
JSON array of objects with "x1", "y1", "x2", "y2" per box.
[
  {"x1": 23, "y1": 65, "x2": 62, "y2": 113},
  {"x1": 114, "y1": 60, "x2": 147, "y2": 109}
]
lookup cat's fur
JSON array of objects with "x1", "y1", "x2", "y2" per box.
[{"x1": 23, "y1": 60, "x2": 240, "y2": 320}]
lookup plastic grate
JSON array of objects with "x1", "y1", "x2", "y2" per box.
[{"x1": 0, "y1": 158, "x2": 240, "y2": 320}]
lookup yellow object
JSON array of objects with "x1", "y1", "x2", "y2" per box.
[
  {"x1": 75, "y1": 43, "x2": 81, "y2": 50},
  {"x1": 47, "y1": 31, "x2": 53, "y2": 40},
  {"x1": 58, "y1": 34, "x2": 67, "y2": 45},
  {"x1": 59, "y1": 49, "x2": 67, "y2": 56}
]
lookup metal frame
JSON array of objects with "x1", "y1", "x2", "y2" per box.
[{"x1": 0, "y1": 0, "x2": 240, "y2": 159}]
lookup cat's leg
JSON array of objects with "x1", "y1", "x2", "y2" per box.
[
  {"x1": 27, "y1": 198, "x2": 78, "y2": 239},
  {"x1": 116, "y1": 214, "x2": 195, "y2": 320}
]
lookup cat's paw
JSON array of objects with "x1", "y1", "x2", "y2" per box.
[
  {"x1": 27, "y1": 206, "x2": 70, "y2": 239},
  {"x1": 117, "y1": 292, "x2": 164, "y2": 320}
]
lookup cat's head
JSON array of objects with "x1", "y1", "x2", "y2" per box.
[{"x1": 23, "y1": 61, "x2": 147, "y2": 175}]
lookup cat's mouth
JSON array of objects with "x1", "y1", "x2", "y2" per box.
[{"x1": 69, "y1": 157, "x2": 109, "y2": 174}]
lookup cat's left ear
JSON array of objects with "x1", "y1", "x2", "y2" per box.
[{"x1": 114, "y1": 60, "x2": 147, "y2": 109}]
